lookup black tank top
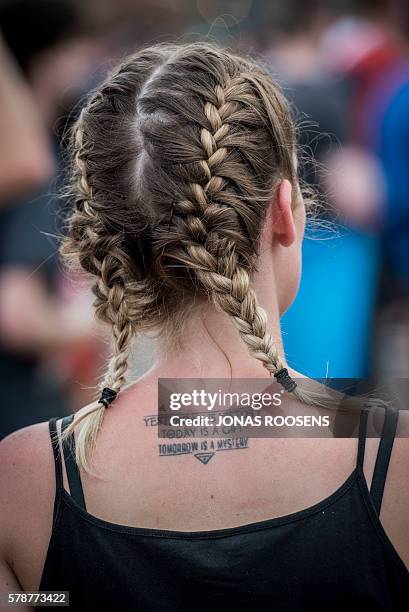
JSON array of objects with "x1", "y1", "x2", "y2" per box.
[{"x1": 38, "y1": 405, "x2": 409, "y2": 611}]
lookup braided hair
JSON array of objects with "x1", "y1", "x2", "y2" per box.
[{"x1": 59, "y1": 42, "x2": 313, "y2": 471}]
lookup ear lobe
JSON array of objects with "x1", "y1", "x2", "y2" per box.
[{"x1": 271, "y1": 179, "x2": 296, "y2": 247}]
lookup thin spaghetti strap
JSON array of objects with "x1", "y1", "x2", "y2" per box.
[
  {"x1": 48, "y1": 417, "x2": 63, "y2": 525},
  {"x1": 370, "y1": 405, "x2": 399, "y2": 516},
  {"x1": 356, "y1": 407, "x2": 369, "y2": 470},
  {"x1": 61, "y1": 414, "x2": 86, "y2": 510}
]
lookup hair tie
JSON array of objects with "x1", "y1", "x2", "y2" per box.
[
  {"x1": 98, "y1": 387, "x2": 118, "y2": 408},
  {"x1": 274, "y1": 368, "x2": 297, "y2": 392}
]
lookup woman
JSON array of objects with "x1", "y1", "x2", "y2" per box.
[{"x1": 0, "y1": 43, "x2": 408, "y2": 611}]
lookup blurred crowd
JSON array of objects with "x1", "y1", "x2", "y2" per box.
[{"x1": 0, "y1": 0, "x2": 408, "y2": 438}]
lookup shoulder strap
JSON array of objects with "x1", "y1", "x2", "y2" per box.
[
  {"x1": 370, "y1": 405, "x2": 399, "y2": 515},
  {"x1": 48, "y1": 417, "x2": 63, "y2": 525},
  {"x1": 61, "y1": 414, "x2": 86, "y2": 510},
  {"x1": 356, "y1": 406, "x2": 369, "y2": 470}
]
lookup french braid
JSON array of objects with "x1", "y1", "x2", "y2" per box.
[
  {"x1": 59, "y1": 108, "x2": 160, "y2": 471},
  {"x1": 172, "y1": 82, "x2": 285, "y2": 376},
  {"x1": 59, "y1": 42, "x2": 329, "y2": 472}
]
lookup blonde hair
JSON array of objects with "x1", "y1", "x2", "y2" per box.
[{"x1": 59, "y1": 42, "x2": 339, "y2": 472}]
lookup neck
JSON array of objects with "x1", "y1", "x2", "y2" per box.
[{"x1": 153, "y1": 261, "x2": 287, "y2": 380}]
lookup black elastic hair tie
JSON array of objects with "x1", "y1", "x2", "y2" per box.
[
  {"x1": 274, "y1": 368, "x2": 297, "y2": 392},
  {"x1": 98, "y1": 387, "x2": 118, "y2": 408}
]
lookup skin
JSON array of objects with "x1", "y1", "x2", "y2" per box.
[
  {"x1": 0, "y1": 179, "x2": 408, "y2": 608},
  {"x1": 0, "y1": 36, "x2": 54, "y2": 204}
]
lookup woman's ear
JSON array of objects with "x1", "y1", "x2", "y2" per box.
[{"x1": 270, "y1": 179, "x2": 296, "y2": 247}]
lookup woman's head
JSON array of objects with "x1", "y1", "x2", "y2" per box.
[{"x1": 60, "y1": 42, "x2": 305, "y2": 468}]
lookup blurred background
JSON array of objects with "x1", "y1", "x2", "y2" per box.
[{"x1": 1, "y1": 0, "x2": 408, "y2": 438}]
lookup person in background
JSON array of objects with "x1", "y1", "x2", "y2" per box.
[
  {"x1": 320, "y1": 0, "x2": 409, "y2": 383},
  {"x1": 0, "y1": 34, "x2": 54, "y2": 203},
  {"x1": 0, "y1": 0, "x2": 107, "y2": 438},
  {"x1": 265, "y1": 0, "x2": 387, "y2": 379}
]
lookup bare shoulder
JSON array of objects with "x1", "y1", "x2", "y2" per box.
[
  {"x1": 396, "y1": 406, "x2": 409, "y2": 435},
  {"x1": 380, "y1": 408, "x2": 409, "y2": 568},
  {"x1": 384, "y1": 407, "x2": 409, "y2": 498},
  {"x1": 0, "y1": 421, "x2": 54, "y2": 489},
  {"x1": 390, "y1": 407, "x2": 409, "y2": 481},
  {"x1": 0, "y1": 421, "x2": 55, "y2": 562}
]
